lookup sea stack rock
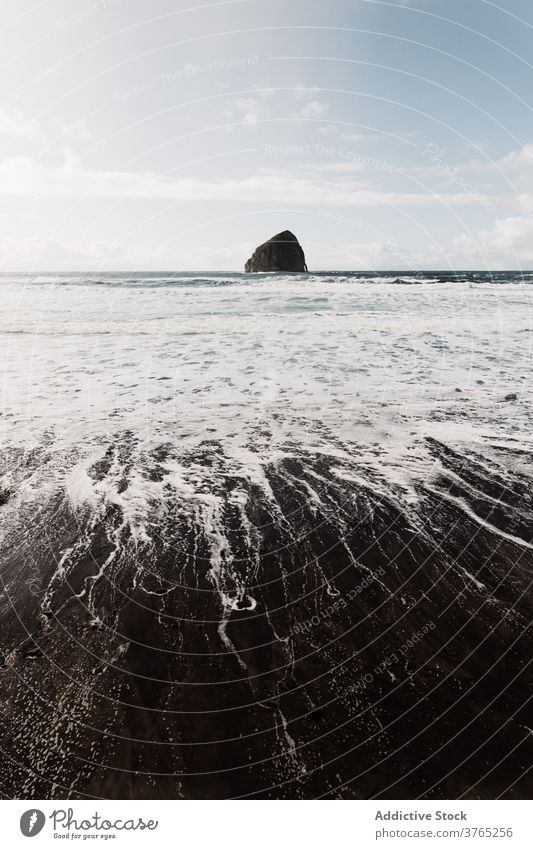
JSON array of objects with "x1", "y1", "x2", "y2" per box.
[{"x1": 245, "y1": 230, "x2": 308, "y2": 273}]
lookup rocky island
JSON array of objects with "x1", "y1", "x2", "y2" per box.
[{"x1": 245, "y1": 230, "x2": 308, "y2": 272}]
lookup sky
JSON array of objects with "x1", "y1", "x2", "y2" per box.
[{"x1": 1, "y1": 0, "x2": 533, "y2": 271}]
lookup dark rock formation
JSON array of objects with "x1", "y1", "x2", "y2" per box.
[{"x1": 245, "y1": 230, "x2": 308, "y2": 273}]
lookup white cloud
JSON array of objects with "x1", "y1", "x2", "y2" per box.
[
  {"x1": 495, "y1": 144, "x2": 533, "y2": 190},
  {"x1": 288, "y1": 84, "x2": 330, "y2": 120},
  {"x1": 0, "y1": 108, "x2": 40, "y2": 139},
  {"x1": 298, "y1": 100, "x2": 330, "y2": 120},
  {"x1": 333, "y1": 240, "x2": 413, "y2": 268},
  {"x1": 0, "y1": 236, "x2": 65, "y2": 262},
  {"x1": 316, "y1": 125, "x2": 337, "y2": 136},
  {"x1": 450, "y1": 217, "x2": 533, "y2": 267},
  {"x1": 316, "y1": 215, "x2": 533, "y2": 271},
  {"x1": 293, "y1": 84, "x2": 321, "y2": 100},
  {"x1": 500, "y1": 143, "x2": 533, "y2": 170},
  {"x1": 357, "y1": 0, "x2": 427, "y2": 4},
  {"x1": 0, "y1": 236, "x2": 123, "y2": 264},
  {"x1": 339, "y1": 131, "x2": 377, "y2": 143},
  {"x1": 227, "y1": 95, "x2": 272, "y2": 127},
  {"x1": 4, "y1": 218, "x2": 532, "y2": 272},
  {"x1": 225, "y1": 86, "x2": 330, "y2": 126},
  {"x1": 368, "y1": 216, "x2": 533, "y2": 270},
  {"x1": 437, "y1": 142, "x2": 533, "y2": 184},
  {"x1": 0, "y1": 153, "x2": 487, "y2": 209},
  {"x1": 60, "y1": 119, "x2": 100, "y2": 144},
  {"x1": 0, "y1": 235, "x2": 250, "y2": 271}
]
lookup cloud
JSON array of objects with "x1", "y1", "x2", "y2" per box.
[
  {"x1": 449, "y1": 216, "x2": 533, "y2": 267},
  {"x1": 225, "y1": 86, "x2": 331, "y2": 126},
  {"x1": 363, "y1": 216, "x2": 533, "y2": 270},
  {"x1": 0, "y1": 234, "x2": 250, "y2": 271},
  {"x1": 356, "y1": 0, "x2": 427, "y2": 4},
  {"x1": 289, "y1": 83, "x2": 330, "y2": 120},
  {"x1": 233, "y1": 98, "x2": 263, "y2": 126},
  {"x1": 227, "y1": 88, "x2": 275, "y2": 127},
  {"x1": 332, "y1": 240, "x2": 415, "y2": 269},
  {"x1": 0, "y1": 235, "x2": 126, "y2": 264},
  {"x1": 433, "y1": 142, "x2": 533, "y2": 186},
  {"x1": 494, "y1": 144, "x2": 533, "y2": 192},
  {"x1": 315, "y1": 214, "x2": 533, "y2": 271},
  {"x1": 3, "y1": 218, "x2": 532, "y2": 272},
  {"x1": 498, "y1": 143, "x2": 533, "y2": 172},
  {"x1": 60, "y1": 119, "x2": 100, "y2": 144},
  {"x1": 339, "y1": 131, "x2": 378, "y2": 143},
  {"x1": 0, "y1": 108, "x2": 40, "y2": 139},
  {"x1": 0, "y1": 236, "x2": 66, "y2": 262},
  {"x1": 298, "y1": 100, "x2": 330, "y2": 119},
  {"x1": 0, "y1": 153, "x2": 488, "y2": 209},
  {"x1": 293, "y1": 84, "x2": 321, "y2": 100}
]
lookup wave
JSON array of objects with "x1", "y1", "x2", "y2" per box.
[
  {"x1": 0, "y1": 266, "x2": 531, "y2": 799},
  {"x1": 2, "y1": 271, "x2": 533, "y2": 290}
]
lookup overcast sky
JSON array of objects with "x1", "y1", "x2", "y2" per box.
[{"x1": 1, "y1": 0, "x2": 533, "y2": 271}]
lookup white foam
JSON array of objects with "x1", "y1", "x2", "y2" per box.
[{"x1": 0, "y1": 272, "x2": 530, "y2": 538}]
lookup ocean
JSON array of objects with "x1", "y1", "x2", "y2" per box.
[{"x1": 0, "y1": 269, "x2": 531, "y2": 799}]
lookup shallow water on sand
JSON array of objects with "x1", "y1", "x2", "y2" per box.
[{"x1": 0, "y1": 271, "x2": 531, "y2": 799}]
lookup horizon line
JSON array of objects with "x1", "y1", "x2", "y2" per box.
[{"x1": 1, "y1": 268, "x2": 532, "y2": 275}]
